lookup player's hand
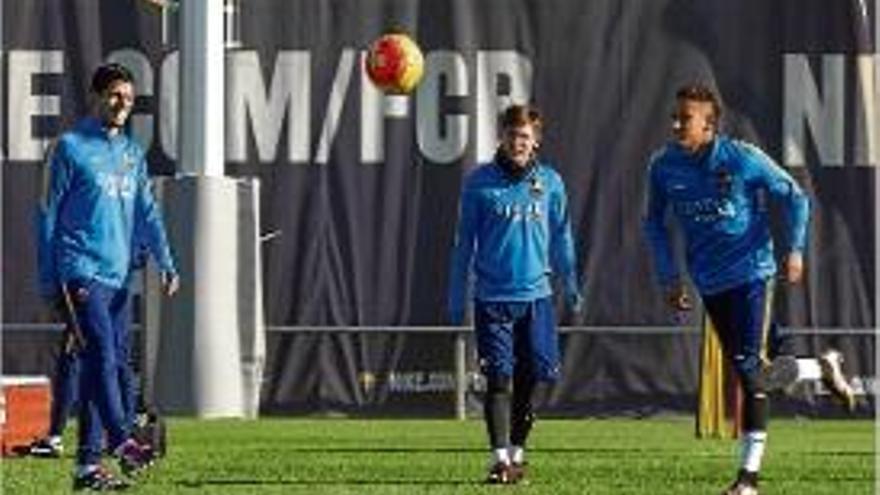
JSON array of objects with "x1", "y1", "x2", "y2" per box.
[
  {"x1": 782, "y1": 251, "x2": 804, "y2": 284},
  {"x1": 665, "y1": 282, "x2": 692, "y2": 312},
  {"x1": 161, "y1": 272, "x2": 179, "y2": 296}
]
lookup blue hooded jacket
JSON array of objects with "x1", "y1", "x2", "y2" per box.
[
  {"x1": 447, "y1": 158, "x2": 579, "y2": 323},
  {"x1": 36, "y1": 117, "x2": 176, "y2": 297},
  {"x1": 643, "y1": 136, "x2": 809, "y2": 295}
]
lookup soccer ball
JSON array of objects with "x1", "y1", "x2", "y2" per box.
[{"x1": 365, "y1": 32, "x2": 425, "y2": 95}]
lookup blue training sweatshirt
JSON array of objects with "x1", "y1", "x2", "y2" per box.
[
  {"x1": 642, "y1": 135, "x2": 810, "y2": 296},
  {"x1": 36, "y1": 117, "x2": 177, "y2": 297},
  {"x1": 447, "y1": 158, "x2": 579, "y2": 323}
]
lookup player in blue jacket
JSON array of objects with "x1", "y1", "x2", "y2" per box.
[
  {"x1": 643, "y1": 83, "x2": 855, "y2": 495},
  {"x1": 36, "y1": 63, "x2": 179, "y2": 491},
  {"x1": 448, "y1": 104, "x2": 582, "y2": 484}
]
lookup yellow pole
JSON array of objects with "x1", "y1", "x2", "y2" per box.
[{"x1": 696, "y1": 316, "x2": 732, "y2": 439}]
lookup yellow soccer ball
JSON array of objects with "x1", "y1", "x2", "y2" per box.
[{"x1": 365, "y1": 32, "x2": 425, "y2": 95}]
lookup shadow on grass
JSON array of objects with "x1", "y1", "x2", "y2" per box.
[
  {"x1": 177, "y1": 478, "x2": 478, "y2": 488},
  {"x1": 796, "y1": 450, "x2": 874, "y2": 457},
  {"x1": 248, "y1": 446, "x2": 674, "y2": 454}
]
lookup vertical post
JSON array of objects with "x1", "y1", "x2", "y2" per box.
[
  {"x1": 150, "y1": 177, "x2": 244, "y2": 417},
  {"x1": 179, "y1": 0, "x2": 224, "y2": 176},
  {"x1": 873, "y1": 0, "x2": 880, "y2": 167},
  {"x1": 454, "y1": 330, "x2": 467, "y2": 420},
  {"x1": 223, "y1": 0, "x2": 242, "y2": 50},
  {"x1": 147, "y1": 3, "x2": 250, "y2": 418},
  {"x1": 1, "y1": 0, "x2": 4, "y2": 168},
  {"x1": 875, "y1": 6, "x2": 880, "y2": 495},
  {"x1": 160, "y1": 2, "x2": 171, "y2": 47}
]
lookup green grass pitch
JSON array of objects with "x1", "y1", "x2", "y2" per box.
[{"x1": 2, "y1": 418, "x2": 874, "y2": 494}]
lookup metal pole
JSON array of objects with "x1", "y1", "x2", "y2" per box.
[
  {"x1": 874, "y1": 5, "x2": 880, "y2": 495},
  {"x1": 454, "y1": 330, "x2": 467, "y2": 420},
  {"x1": 0, "y1": 0, "x2": 4, "y2": 168},
  {"x1": 149, "y1": 2, "x2": 245, "y2": 417},
  {"x1": 179, "y1": 0, "x2": 224, "y2": 176}
]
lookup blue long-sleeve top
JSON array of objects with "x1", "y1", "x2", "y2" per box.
[
  {"x1": 642, "y1": 135, "x2": 810, "y2": 296},
  {"x1": 36, "y1": 117, "x2": 177, "y2": 297},
  {"x1": 447, "y1": 158, "x2": 579, "y2": 322}
]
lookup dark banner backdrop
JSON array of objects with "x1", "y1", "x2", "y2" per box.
[{"x1": 2, "y1": 0, "x2": 876, "y2": 415}]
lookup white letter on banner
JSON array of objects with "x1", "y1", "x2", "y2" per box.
[
  {"x1": 227, "y1": 50, "x2": 311, "y2": 163},
  {"x1": 360, "y1": 50, "x2": 385, "y2": 163},
  {"x1": 854, "y1": 54, "x2": 877, "y2": 166},
  {"x1": 417, "y1": 51, "x2": 469, "y2": 164},
  {"x1": 107, "y1": 49, "x2": 154, "y2": 151},
  {"x1": 475, "y1": 51, "x2": 533, "y2": 163},
  {"x1": 9, "y1": 50, "x2": 63, "y2": 161},
  {"x1": 783, "y1": 54, "x2": 845, "y2": 167},
  {"x1": 315, "y1": 49, "x2": 355, "y2": 164},
  {"x1": 159, "y1": 51, "x2": 179, "y2": 160}
]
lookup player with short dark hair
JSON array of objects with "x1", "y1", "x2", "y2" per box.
[
  {"x1": 448, "y1": 103, "x2": 582, "y2": 484},
  {"x1": 90, "y1": 63, "x2": 135, "y2": 95},
  {"x1": 36, "y1": 62, "x2": 179, "y2": 491},
  {"x1": 643, "y1": 83, "x2": 855, "y2": 495}
]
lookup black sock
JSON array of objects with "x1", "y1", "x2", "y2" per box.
[
  {"x1": 743, "y1": 392, "x2": 769, "y2": 432},
  {"x1": 484, "y1": 386, "x2": 511, "y2": 449},
  {"x1": 510, "y1": 374, "x2": 538, "y2": 447}
]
